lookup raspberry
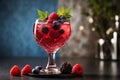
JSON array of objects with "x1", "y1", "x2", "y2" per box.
[
  {"x1": 72, "y1": 64, "x2": 83, "y2": 75},
  {"x1": 10, "y1": 65, "x2": 21, "y2": 76},
  {"x1": 60, "y1": 62, "x2": 72, "y2": 74},
  {"x1": 47, "y1": 12, "x2": 59, "y2": 23},
  {"x1": 21, "y1": 64, "x2": 32, "y2": 75},
  {"x1": 47, "y1": 20, "x2": 53, "y2": 23}
]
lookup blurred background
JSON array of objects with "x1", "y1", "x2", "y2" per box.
[
  {"x1": 0, "y1": 0, "x2": 120, "y2": 58},
  {"x1": 0, "y1": 0, "x2": 58, "y2": 57}
]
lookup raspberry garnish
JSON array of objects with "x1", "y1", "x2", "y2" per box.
[{"x1": 47, "y1": 12, "x2": 59, "y2": 23}]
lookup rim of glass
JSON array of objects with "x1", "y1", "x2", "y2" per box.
[{"x1": 35, "y1": 19, "x2": 70, "y2": 24}]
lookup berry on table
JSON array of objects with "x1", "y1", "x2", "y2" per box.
[
  {"x1": 72, "y1": 64, "x2": 83, "y2": 75},
  {"x1": 21, "y1": 64, "x2": 32, "y2": 75},
  {"x1": 35, "y1": 66, "x2": 43, "y2": 70},
  {"x1": 10, "y1": 65, "x2": 21, "y2": 76},
  {"x1": 32, "y1": 68, "x2": 40, "y2": 74},
  {"x1": 60, "y1": 62, "x2": 72, "y2": 74}
]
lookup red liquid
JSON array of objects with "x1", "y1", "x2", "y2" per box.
[{"x1": 33, "y1": 22, "x2": 71, "y2": 54}]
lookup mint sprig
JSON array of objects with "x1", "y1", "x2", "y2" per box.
[
  {"x1": 45, "y1": 11, "x2": 49, "y2": 19},
  {"x1": 37, "y1": 7, "x2": 72, "y2": 21},
  {"x1": 57, "y1": 7, "x2": 72, "y2": 19},
  {"x1": 37, "y1": 9, "x2": 49, "y2": 21}
]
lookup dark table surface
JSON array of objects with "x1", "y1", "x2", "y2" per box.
[{"x1": 0, "y1": 57, "x2": 120, "y2": 80}]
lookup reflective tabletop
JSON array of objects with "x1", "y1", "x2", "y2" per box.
[{"x1": 0, "y1": 57, "x2": 120, "y2": 80}]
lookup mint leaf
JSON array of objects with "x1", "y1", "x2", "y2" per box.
[
  {"x1": 37, "y1": 7, "x2": 72, "y2": 21},
  {"x1": 57, "y1": 7, "x2": 64, "y2": 16},
  {"x1": 57, "y1": 7, "x2": 72, "y2": 19},
  {"x1": 37, "y1": 9, "x2": 45, "y2": 21},
  {"x1": 64, "y1": 8, "x2": 72, "y2": 15},
  {"x1": 45, "y1": 11, "x2": 49, "y2": 18},
  {"x1": 64, "y1": 8, "x2": 72, "y2": 19},
  {"x1": 37, "y1": 9, "x2": 49, "y2": 21},
  {"x1": 65, "y1": 14, "x2": 72, "y2": 19}
]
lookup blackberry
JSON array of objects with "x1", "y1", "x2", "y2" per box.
[
  {"x1": 57, "y1": 16, "x2": 66, "y2": 24},
  {"x1": 35, "y1": 66, "x2": 42, "y2": 70},
  {"x1": 58, "y1": 16, "x2": 66, "y2": 23},
  {"x1": 59, "y1": 16, "x2": 66, "y2": 20},
  {"x1": 58, "y1": 19, "x2": 65, "y2": 23},
  {"x1": 32, "y1": 68, "x2": 39, "y2": 74},
  {"x1": 53, "y1": 20, "x2": 60, "y2": 25},
  {"x1": 42, "y1": 27, "x2": 49, "y2": 34},
  {"x1": 53, "y1": 20, "x2": 61, "y2": 30},
  {"x1": 60, "y1": 62, "x2": 72, "y2": 74}
]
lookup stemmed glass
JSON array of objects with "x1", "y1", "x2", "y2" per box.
[{"x1": 33, "y1": 19, "x2": 71, "y2": 74}]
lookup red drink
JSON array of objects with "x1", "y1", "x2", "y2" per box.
[
  {"x1": 33, "y1": 21, "x2": 71, "y2": 54},
  {"x1": 33, "y1": 9, "x2": 72, "y2": 74}
]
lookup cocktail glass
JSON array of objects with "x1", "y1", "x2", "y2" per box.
[{"x1": 33, "y1": 19, "x2": 71, "y2": 74}]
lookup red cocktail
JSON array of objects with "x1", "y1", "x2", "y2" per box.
[
  {"x1": 34, "y1": 21, "x2": 71, "y2": 54},
  {"x1": 33, "y1": 9, "x2": 71, "y2": 74}
]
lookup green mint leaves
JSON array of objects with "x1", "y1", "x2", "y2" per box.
[
  {"x1": 37, "y1": 9, "x2": 49, "y2": 21},
  {"x1": 57, "y1": 7, "x2": 72, "y2": 19},
  {"x1": 37, "y1": 7, "x2": 72, "y2": 21}
]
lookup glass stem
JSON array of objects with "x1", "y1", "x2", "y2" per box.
[{"x1": 46, "y1": 53, "x2": 57, "y2": 69}]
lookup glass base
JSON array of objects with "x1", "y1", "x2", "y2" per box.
[{"x1": 41, "y1": 67, "x2": 61, "y2": 74}]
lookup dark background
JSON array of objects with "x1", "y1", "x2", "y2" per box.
[{"x1": 0, "y1": 0, "x2": 58, "y2": 57}]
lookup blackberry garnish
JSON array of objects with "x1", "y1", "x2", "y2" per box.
[
  {"x1": 42, "y1": 27, "x2": 49, "y2": 34},
  {"x1": 60, "y1": 62, "x2": 72, "y2": 74},
  {"x1": 58, "y1": 20, "x2": 65, "y2": 23},
  {"x1": 59, "y1": 16, "x2": 66, "y2": 20},
  {"x1": 53, "y1": 20, "x2": 61, "y2": 30},
  {"x1": 58, "y1": 16, "x2": 66, "y2": 23},
  {"x1": 53, "y1": 20, "x2": 60, "y2": 25},
  {"x1": 59, "y1": 29, "x2": 64, "y2": 34}
]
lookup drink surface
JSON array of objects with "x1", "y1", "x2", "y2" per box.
[{"x1": 33, "y1": 22, "x2": 71, "y2": 53}]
